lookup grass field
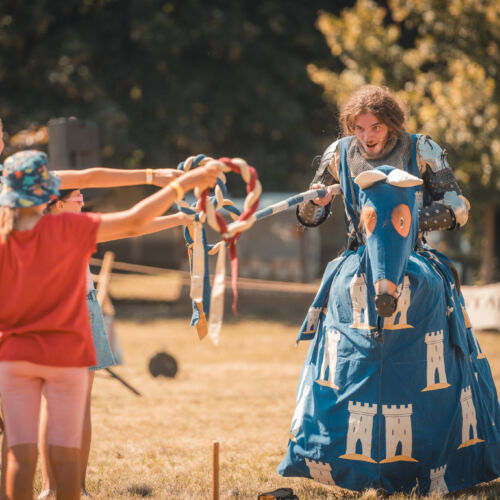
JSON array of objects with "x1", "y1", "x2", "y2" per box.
[{"x1": 32, "y1": 304, "x2": 500, "y2": 499}]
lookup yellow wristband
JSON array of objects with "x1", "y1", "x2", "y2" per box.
[
  {"x1": 146, "y1": 168, "x2": 153, "y2": 185},
  {"x1": 169, "y1": 181, "x2": 184, "y2": 201}
]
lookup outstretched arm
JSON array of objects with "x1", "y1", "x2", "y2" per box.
[
  {"x1": 55, "y1": 167, "x2": 183, "y2": 189},
  {"x1": 101, "y1": 212, "x2": 192, "y2": 242},
  {"x1": 96, "y1": 166, "x2": 218, "y2": 243}
]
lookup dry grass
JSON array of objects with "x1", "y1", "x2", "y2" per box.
[{"x1": 33, "y1": 313, "x2": 500, "y2": 499}]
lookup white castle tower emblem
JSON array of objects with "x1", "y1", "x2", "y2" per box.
[
  {"x1": 349, "y1": 274, "x2": 373, "y2": 330},
  {"x1": 384, "y1": 275, "x2": 413, "y2": 330},
  {"x1": 340, "y1": 402, "x2": 377, "y2": 463},
  {"x1": 458, "y1": 386, "x2": 484, "y2": 449},
  {"x1": 289, "y1": 365, "x2": 312, "y2": 442},
  {"x1": 429, "y1": 465, "x2": 448, "y2": 494},
  {"x1": 381, "y1": 404, "x2": 418, "y2": 463},
  {"x1": 303, "y1": 306, "x2": 323, "y2": 334},
  {"x1": 305, "y1": 459, "x2": 336, "y2": 485},
  {"x1": 315, "y1": 329, "x2": 341, "y2": 390},
  {"x1": 422, "y1": 330, "x2": 451, "y2": 392}
]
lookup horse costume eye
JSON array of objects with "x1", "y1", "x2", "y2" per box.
[
  {"x1": 361, "y1": 206, "x2": 377, "y2": 237},
  {"x1": 392, "y1": 204, "x2": 411, "y2": 237}
]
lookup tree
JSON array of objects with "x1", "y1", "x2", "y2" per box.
[{"x1": 307, "y1": 0, "x2": 500, "y2": 282}]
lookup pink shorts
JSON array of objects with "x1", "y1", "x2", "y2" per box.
[{"x1": 0, "y1": 361, "x2": 88, "y2": 448}]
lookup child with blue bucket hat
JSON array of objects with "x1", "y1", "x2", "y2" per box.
[{"x1": 39, "y1": 186, "x2": 194, "y2": 499}]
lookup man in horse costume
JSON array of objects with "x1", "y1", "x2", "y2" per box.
[{"x1": 278, "y1": 85, "x2": 500, "y2": 494}]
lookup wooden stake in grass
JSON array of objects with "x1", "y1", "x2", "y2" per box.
[
  {"x1": 212, "y1": 441, "x2": 219, "y2": 500},
  {"x1": 96, "y1": 251, "x2": 115, "y2": 307}
]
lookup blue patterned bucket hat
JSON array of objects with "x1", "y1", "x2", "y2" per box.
[{"x1": 0, "y1": 150, "x2": 60, "y2": 208}]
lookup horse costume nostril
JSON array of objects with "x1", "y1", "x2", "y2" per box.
[
  {"x1": 374, "y1": 294, "x2": 398, "y2": 317},
  {"x1": 374, "y1": 278, "x2": 397, "y2": 296}
]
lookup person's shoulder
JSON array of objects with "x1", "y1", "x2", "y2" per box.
[
  {"x1": 84, "y1": 212, "x2": 102, "y2": 225},
  {"x1": 322, "y1": 139, "x2": 339, "y2": 157},
  {"x1": 415, "y1": 134, "x2": 450, "y2": 172},
  {"x1": 45, "y1": 212, "x2": 101, "y2": 228},
  {"x1": 326, "y1": 136, "x2": 353, "y2": 149},
  {"x1": 415, "y1": 133, "x2": 443, "y2": 151},
  {"x1": 76, "y1": 211, "x2": 101, "y2": 220},
  {"x1": 322, "y1": 136, "x2": 353, "y2": 158},
  {"x1": 64, "y1": 211, "x2": 101, "y2": 221},
  {"x1": 40, "y1": 212, "x2": 66, "y2": 226}
]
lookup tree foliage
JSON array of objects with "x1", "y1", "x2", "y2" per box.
[
  {"x1": 308, "y1": 0, "x2": 500, "y2": 265},
  {"x1": 0, "y1": 0, "x2": 351, "y2": 192}
]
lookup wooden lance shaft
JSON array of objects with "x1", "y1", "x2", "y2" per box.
[{"x1": 212, "y1": 441, "x2": 219, "y2": 500}]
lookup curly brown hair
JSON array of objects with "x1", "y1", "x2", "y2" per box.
[{"x1": 340, "y1": 85, "x2": 406, "y2": 138}]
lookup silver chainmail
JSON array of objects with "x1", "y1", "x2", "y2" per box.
[{"x1": 347, "y1": 132, "x2": 414, "y2": 176}]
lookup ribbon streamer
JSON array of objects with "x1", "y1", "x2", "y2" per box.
[
  {"x1": 189, "y1": 221, "x2": 204, "y2": 303},
  {"x1": 207, "y1": 241, "x2": 226, "y2": 344}
]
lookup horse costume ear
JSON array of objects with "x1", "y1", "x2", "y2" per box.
[
  {"x1": 386, "y1": 169, "x2": 423, "y2": 187},
  {"x1": 354, "y1": 170, "x2": 388, "y2": 189}
]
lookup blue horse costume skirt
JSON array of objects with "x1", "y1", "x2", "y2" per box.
[{"x1": 278, "y1": 248, "x2": 500, "y2": 494}]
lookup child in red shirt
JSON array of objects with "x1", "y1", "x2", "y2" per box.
[
  {"x1": 39, "y1": 188, "x2": 192, "y2": 499},
  {"x1": 0, "y1": 150, "x2": 217, "y2": 500}
]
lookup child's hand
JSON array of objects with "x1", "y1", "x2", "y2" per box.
[
  {"x1": 177, "y1": 212, "x2": 194, "y2": 226},
  {"x1": 183, "y1": 165, "x2": 219, "y2": 192},
  {"x1": 152, "y1": 169, "x2": 183, "y2": 187}
]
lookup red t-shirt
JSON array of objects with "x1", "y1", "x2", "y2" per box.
[{"x1": 0, "y1": 212, "x2": 102, "y2": 366}]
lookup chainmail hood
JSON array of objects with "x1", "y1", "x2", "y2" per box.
[{"x1": 347, "y1": 132, "x2": 413, "y2": 176}]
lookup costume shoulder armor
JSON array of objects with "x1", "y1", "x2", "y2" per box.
[
  {"x1": 416, "y1": 134, "x2": 450, "y2": 174},
  {"x1": 321, "y1": 138, "x2": 340, "y2": 162},
  {"x1": 313, "y1": 139, "x2": 340, "y2": 184},
  {"x1": 296, "y1": 139, "x2": 340, "y2": 228},
  {"x1": 416, "y1": 135, "x2": 470, "y2": 229}
]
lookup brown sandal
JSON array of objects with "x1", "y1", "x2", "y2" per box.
[{"x1": 258, "y1": 488, "x2": 298, "y2": 500}]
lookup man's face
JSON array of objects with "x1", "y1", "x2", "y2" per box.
[{"x1": 354, "y1": 113, "x2": 390, "y2": 158}]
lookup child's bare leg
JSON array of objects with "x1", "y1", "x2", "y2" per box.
[
  {"x1": 49, "y1": 445, "x2": 80, "y2": 500},
  {"x1": 39, "y1": 397, "x2": 56, "y2": 493},
  {"x1": 0, "y1": 430, "x2": 6, "y2": 500},
  {"x1": 5, "y1": 443, "x2": 37, "y2": 500},
  {"x1": 80, "y1": 371, "x2": 95, "y2": 491}
]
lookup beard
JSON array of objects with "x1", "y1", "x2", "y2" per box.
[{"x1": 358, "y1": 134, "x2": 398, "y2": 160}]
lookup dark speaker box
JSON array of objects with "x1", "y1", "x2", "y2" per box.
[{"x1": 48, "y1": 117, "x2": 101, "y2": 170}]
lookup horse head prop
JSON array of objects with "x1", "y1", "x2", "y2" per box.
[{"x1": 354, "y1": 166, "x2": 423, "y2": 319}]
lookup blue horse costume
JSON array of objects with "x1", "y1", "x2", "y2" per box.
[{"x1": 278, "y1": 136, "x2": 500, "y2": 494}]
